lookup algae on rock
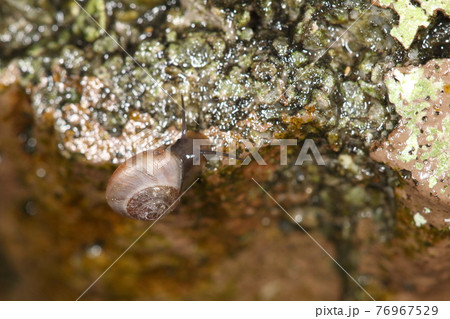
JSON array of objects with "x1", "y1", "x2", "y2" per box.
[
  {"x1": 371, "y1": 59, "x2": 450, "y2": 228},
  {"x1": 376, "y1": 0, "x2": 450, "y2": 48}
]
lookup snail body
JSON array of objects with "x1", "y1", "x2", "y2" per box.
[{"x1": 106, "y1": 98, "x2": 209, "y2": 221}]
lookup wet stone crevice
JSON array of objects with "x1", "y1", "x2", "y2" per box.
[
  {"x1": 1, "y1": 0, "x2": 406, "y2": 163},
  {"x1": 0, "y1": 0, "x2": 449, "y2": 300}
]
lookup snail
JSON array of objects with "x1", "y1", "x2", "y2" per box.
[{"x1": 105, "y1": 96, "x2": 229, "y2": 221}]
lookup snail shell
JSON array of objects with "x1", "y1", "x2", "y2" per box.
[
  {"x1": 106, "y1": 148, "x2": 184, "y2": 220},
  {"x1": 105, "y1": 96, "x2": 222, "y2": 221},
  {"x1": 105, "y1": 129, "x2": 209, "y2": 221}
]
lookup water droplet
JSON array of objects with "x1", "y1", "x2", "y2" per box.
[
  {"x1": 36, "y1": 168, "x2": 46, "y2": 178},
  {"x1": 86, "y1": 244, "x2": 103, "y2": 258}
]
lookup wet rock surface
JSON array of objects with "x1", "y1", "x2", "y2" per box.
[
  {"x1": 0, "y1": 0, "x2": 449, "y2": 300},
  {"x1": 371, "y1": 59, "x2": 449, "y2": 228},
  {"x1": 374, "y1": 0, "x2": 450, "y2": 49},
  {"x1": 2, "y1": 0, "x2": 403, "y2": 163}
]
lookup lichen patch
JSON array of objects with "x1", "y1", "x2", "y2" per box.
[{"x1": 371, "y1": 59, "x2": 450, "y2": 227}]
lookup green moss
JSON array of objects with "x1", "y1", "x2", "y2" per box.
[
  {"x1": 384, "y1": 60, "x2": 449, "y2": 189},
  {"x1": 93, "y1": 33, "x2": 120, "y2": 53},
  {"x1": 73, "y1": 0, "x2": 107, "y2": 43},
  {"x1": 384, "y1": 68, "x2": 437, "y2": 120},
  {"x1": 378, "y1": 0, "x2": 450, "y2": 48},
  {"x1": 420, "y1": 116, "x2": 450, "y2": 182},
  {"x1": 418, "y1": 0, "x2": 450, "y2": 15},
  {"x1": 291, "y1": 51, "x2": 309, "y2": 67},
  {"x1": 391, "y1": 0, "x2": 429, "y2": 49}
]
